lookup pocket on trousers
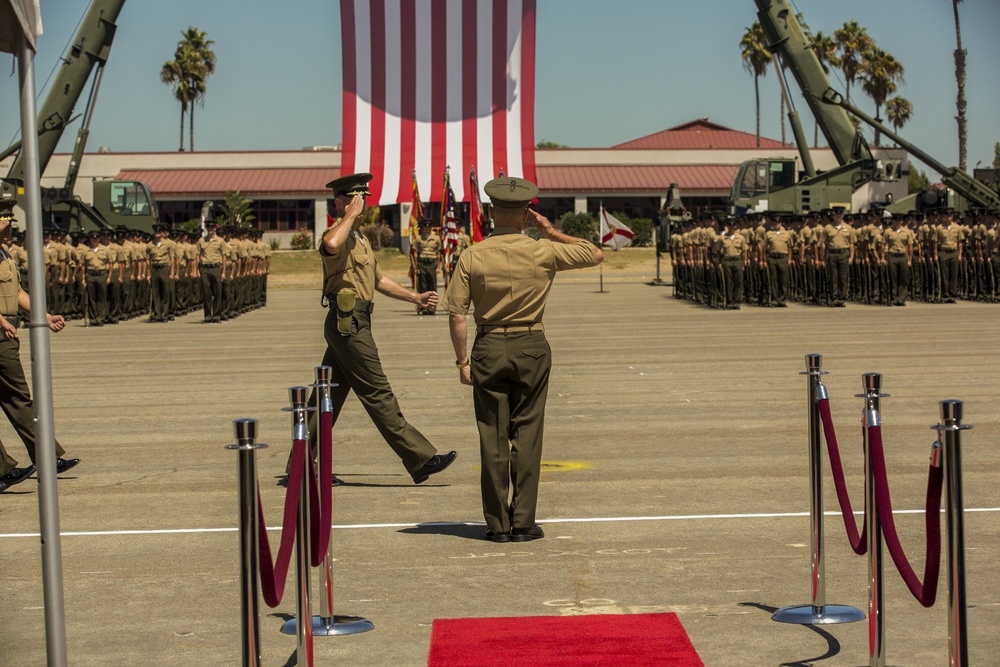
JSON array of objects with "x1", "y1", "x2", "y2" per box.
[
  {"x1": 521, "y1": 346, "x2": 549, "y2": 359},
  {"x1": 470, "y1": 348, "x2": 489, "y2": 364}
]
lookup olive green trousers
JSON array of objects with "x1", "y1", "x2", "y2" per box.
[
  {"x1": 304, "y1": 307, "x2": 437, "y2": 477},
  {"x1": 0, "y1": 336, "x2": 65, "y2": 476},
  {"x1": 471, "y1": 330, "x2": 551, "y2": 533}
]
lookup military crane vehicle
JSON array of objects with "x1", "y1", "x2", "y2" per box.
[
  {"x1": 821, "y1": 90, "x2": 1000, "y2": 213},
  {"x1": 0, "y1": 0, "x2": 159, "y2": 234},
  {"x1": 729, "y1": 0, "x2": 904, "y2": 215}
]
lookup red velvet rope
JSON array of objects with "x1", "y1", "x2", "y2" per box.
[
  {"x1": 817, "y1": 397, "x2": 867, "y2": 555},
  {"x1": 257, "y1": 438, "x2": 308, "y2": 608},
  {"x1": 869, "y1": 425, "x2": 943, "y2": 608},
  {"x1": 310, "y1": 411, "x2": 334, "y2": 567}
]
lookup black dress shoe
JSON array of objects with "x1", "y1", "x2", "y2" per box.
[
  {"x1": 0, "y1": 464, "x2": 37, "y2": 492},
  {"x1": 56, "y1": 458, "x2": 80, "y2": 474},
  {"x1": 511, "y1": 524, "x2": 544, "y2": 542},
  {"x1": 411, "y1": 451, "x2": 457, "y2": 484},
  {"x1": 486, "y1": 530, "x2": 512, "y2": 543}
]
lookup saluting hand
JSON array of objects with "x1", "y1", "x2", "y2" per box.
[
  {"x1": 526, "y1": 209, "x2": 553, "y2": 236},
  {"x1": 344, "y1": 194, "x2": 365, "y2": 221}
]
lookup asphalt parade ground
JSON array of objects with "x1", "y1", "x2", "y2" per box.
[{"x1": 2, "y1": 269, "x2": 999, "y2": 666}]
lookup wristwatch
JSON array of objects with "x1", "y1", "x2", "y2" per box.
[{"x1": 455, "y1": 358, "x2": 470, "y2": 369}]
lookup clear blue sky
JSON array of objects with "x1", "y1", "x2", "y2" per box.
[{"x1": 2, "y1": 0, "x2": 998, "y2": 176}]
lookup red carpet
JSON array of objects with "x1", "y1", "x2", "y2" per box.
[{"x1": 427, "y1": 613, "x2": 704, "y2": 667}]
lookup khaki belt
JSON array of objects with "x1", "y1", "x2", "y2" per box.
[{"x1": 476, "y1": 322, "x2": 543, "y2": 335}]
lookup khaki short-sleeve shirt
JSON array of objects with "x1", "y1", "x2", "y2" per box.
[
  {"x1": 0, "y1": 249, "x2": 20, "y2": 314},
  {"x1": 198, "y1": 236, "x2": 226, "y2": 264},
  {"x1": 320, "y1": 227, "x2": 385, "y2": 302},
  {"x1": 824, "y1": 224, "x2": 855, "y2": 249},
  {"x1": 883, "y1": 227, "x2": 913, "y2": 254},
  {"x1": 446, "y1": 227, "x2": 601, "y2": 325}
]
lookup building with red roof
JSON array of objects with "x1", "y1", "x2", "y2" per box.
[{"x1": 1, "y1": 119, "x2": 905, "y2": 247}]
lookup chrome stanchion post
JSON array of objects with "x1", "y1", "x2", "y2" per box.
[
  {"x1": 312, "y1": 366, "x2": 336, "y2": 626},
  {"x1": 279, "y1": 387, "x2": 316, "y2": 666},
  {"x1": 226, "y1": 419, "x2": 267, "y2": 667},
  {"x1": 932, "y1": 400, "x2": 973, "y2": 667},
  {"x1": 308, "y1": 366, "x2": 374, "y2": 637},
  {"x1": 773, "y1": 355, "x2": 865, "y2": 625},
  {"x1": 859, "y1": 373, "x2": 889, "y2": 667}
]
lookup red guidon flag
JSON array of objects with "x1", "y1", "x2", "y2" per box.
[{"x1": 340, "y1": 0, "x2": 537, "y2": 206}]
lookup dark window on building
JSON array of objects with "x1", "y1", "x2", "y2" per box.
[
  {"x1": 255, "y1": 199, "x2": 314, "y2": 231},
  {"x1": 158, "y1": 200, "x2": 204, "y2": 226},
  {"x1": 535, "y1": 197, "x2": 576, "y2": 222},
  {"x1": 586, "y1": 196, "x2": 661, "y2": 220}
]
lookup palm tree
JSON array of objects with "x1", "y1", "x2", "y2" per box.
[
  {"x1": 160, "y1": 45, "x2": 196, "y2": 152},
  {"x1": 740, "y1": 22, "x2": 771, "y2": 149},
  {"x1": 860, "y1": 47, "x2": 905, "y2": 146},
  {"x1": 885, "y1": 97, "x2": 913, "y2": 142},
  {"x1": 179, "y1": 27, "x2": 216, "y2": 153},
  {"x1": 220, "y1": 191, "x2": 256, "y2": 228},
  {"x1": 833, "y1": 20, "x2": 873, "y2": 104},
  {"x1": 952, "y1": 0, "x2": 967, "y2": 171},
  {"x1": 809, "y1": 30, "x2": 840, "y2": 147}
]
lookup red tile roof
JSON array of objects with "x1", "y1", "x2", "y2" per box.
[
  {"x1": 613, "y1": 118, "x2": 788, "y2": 150},
  {"x1": 536, "y1": 164, "x2": 738, "y2": 193},
  {"x1": 115, "y1": 168, "x2": 338, "y2": 197}
]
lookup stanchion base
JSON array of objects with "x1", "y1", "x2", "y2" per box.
[
  {"x1": 281, "y1": 615, "x2": 375, "y2": 636},
  {"x1": 771, "y1": 604, "x2": 865, "y2": 625}
]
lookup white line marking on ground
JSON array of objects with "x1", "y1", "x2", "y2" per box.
[{"x1": 1, "y1": 508, "x2": 997, "y2": 540}]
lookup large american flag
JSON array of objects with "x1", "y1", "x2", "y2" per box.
[{"x1": 339, "y1": 0, "x2": 537, "y2": 206}]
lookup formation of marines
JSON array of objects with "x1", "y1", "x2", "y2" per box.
[
  {"x1": 669, "y1": 206, "x2": 1000, "y2": 309},
  {"x1": 6, "y1": 221, "x2": 270, "y2": 326}
]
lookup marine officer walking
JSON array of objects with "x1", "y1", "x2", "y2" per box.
[
  {"x1": 447, "y1": 177, "x2": 603, "y2": 542},
  {"x1": 0, "y1": 201, "x2": 80, "y2": 493},
  {"x1": 314, "y1": 173, "x2": 456, "y2": 483}
]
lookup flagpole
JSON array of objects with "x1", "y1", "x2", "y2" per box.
[{"x1": 598, "y1": 203, "x2": 605, "y2": 294}]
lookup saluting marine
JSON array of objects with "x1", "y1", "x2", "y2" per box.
[{"x1": 312, "y1": 173, "x2": 456, "y2": 483}]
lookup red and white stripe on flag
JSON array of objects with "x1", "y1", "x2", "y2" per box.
[
  {"x1": 600, "y1": 207, "x2": 634, "y2": 251},
  {"x1": 340, "y1": 0, "x2": 537, "y2": 206}
]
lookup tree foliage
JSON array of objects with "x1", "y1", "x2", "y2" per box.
[
  {"x1": 860, "y1": 47, "x2": 905, "y2": 146},
  {"x1": 740, "y1": 22, "x2": 771, "y2": 149},
  {"x1": 536, "y1": 139, "x2": 568, "y2": 149},
  {"x1": 908, "y1": 167, "x2": 931, "y2": 194},
  {"x1": 161, "y1": 27, "x2": 216, "y2": 152},
  {"x1": 219, "y1": 190, "x2": 255, "y2": 228},
  {"x1": 885, "y1": 97, "x2": 913, "y2": 138},
  {"x1": 557, "y1": 211, "x2": 597, "y2": 244},
  {"x1": 833, "y1": 20, "x2": 874, "y2": 104}
]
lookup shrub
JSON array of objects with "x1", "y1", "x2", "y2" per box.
[
  {"x1": 268, "y1": 237, "x2": 282, "y2": 251},
  {"x1": 361, "y1": 222, "x2": 394, "y2": 251},
  {"x1": 628, "y1": 217, "x2": 653, "y2": 247},
  {"x1": 558, "y1": 211, "x2": 597, "y2": 244},
  {"x1": 290, "y1": 230, "x2": 313, "y2": 250}
]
